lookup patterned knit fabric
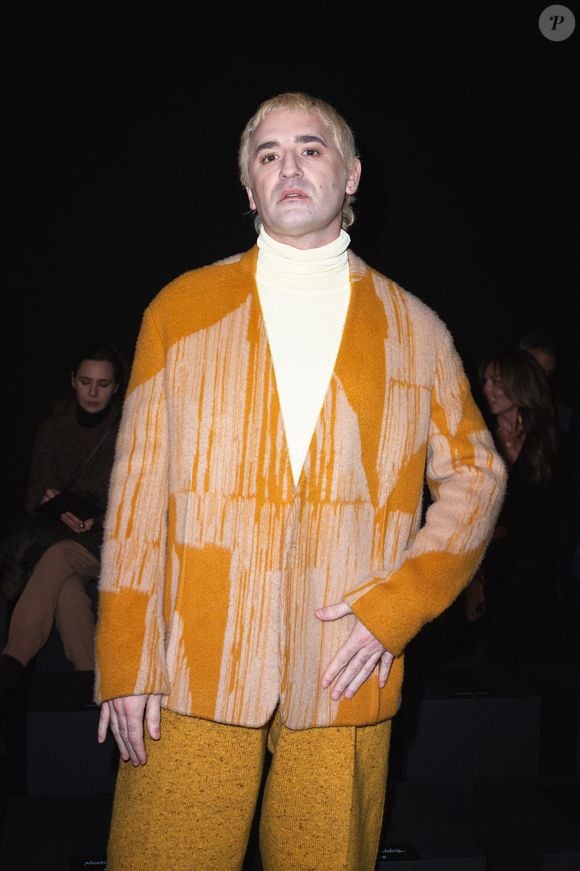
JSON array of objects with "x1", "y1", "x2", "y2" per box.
[
  {"x1": 95, "y1": 246, "x2": 506, "y2": 729},
  {"x1": 107, "y1": 710, "x2": 389, "y2": 871}
]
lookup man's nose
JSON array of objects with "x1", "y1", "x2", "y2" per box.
[
  {"x1": 280, "y1": 152, "x2": 303, "y2": 177},
  {"x1": 89, "y1": 383, "x2": 98, "y2": 397}
]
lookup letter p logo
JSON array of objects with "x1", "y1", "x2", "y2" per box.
[{"x1": 539, "y1": 5, "x2": 576, "y2": 41}]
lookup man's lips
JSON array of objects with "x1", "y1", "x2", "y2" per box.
[{"x1": 278, "y1": 189, "x2": 308, "y2": 202}]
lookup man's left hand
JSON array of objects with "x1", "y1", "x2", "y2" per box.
[{"x1": 315, "y1": 601, "x2": 394, "y2": 701}]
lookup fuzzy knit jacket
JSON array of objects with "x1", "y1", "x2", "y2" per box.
[{"x1": 95, "y1": 246, "x2": 506, "y2": 730}]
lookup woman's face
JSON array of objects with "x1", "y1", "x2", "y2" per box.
[
  {"x1": 72, "y1": 359, "x2": 118, "y2": 414},
  {"x1": 481, "y1": 362, "x2": 516, "y2": 416}
]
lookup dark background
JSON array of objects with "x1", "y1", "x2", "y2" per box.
[{"x1": 4, "y1": 2, "x2": 578, "y2": 523}]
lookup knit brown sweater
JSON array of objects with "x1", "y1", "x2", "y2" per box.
[{"x1": 26, "y1": 401, "x2": 121, "y2": 543}]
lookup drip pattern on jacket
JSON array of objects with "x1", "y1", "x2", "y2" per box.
[{"x1": 95, "y1": 247, "x2": 506, "y2": 729}]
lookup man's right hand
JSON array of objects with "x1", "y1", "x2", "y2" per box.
[{"x1": 98, "y1": 694, "x2": 162, "y2": 766}]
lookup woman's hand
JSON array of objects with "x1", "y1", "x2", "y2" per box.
[
  {"x1": 40, "y1": 488, "x2": 60, "y2": 504},
  {"x1": 60, "y1": 512, "x2": 96, "y2": 534}
]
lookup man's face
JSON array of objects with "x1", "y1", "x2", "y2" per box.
[{"x1": 245, "y1": 108, "x2": 361, "y2": 249}]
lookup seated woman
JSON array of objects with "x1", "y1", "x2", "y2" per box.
[{"x1": 0, "y1": 340, "x2": 126, "y2": 696}]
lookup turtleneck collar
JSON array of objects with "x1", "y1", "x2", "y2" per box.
[
  {"x1": 75, "y1": 402, "x2": 114, "y2": 429},
  {"x1": 257, "y1": 227, "x2": 350, "y2": 285}
]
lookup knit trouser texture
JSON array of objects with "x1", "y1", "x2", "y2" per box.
[
  {"x1": 3, "y1": 538, "x2": 99, "y2": 669},
  {"x1": 106, "y1": 708, "x2": 391, "y2": 871}
]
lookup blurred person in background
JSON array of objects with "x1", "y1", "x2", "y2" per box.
[
  {"x1": 0, "y1": 340, "x2": 126, "y2": 710},
  {"x1": 475, "y1": 348, "x2": 565, "y2": 680}
]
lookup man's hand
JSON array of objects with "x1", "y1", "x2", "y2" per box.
[
  {"x1": 98, "y1": 694, "x2": 162, "y2": 766},
  {"x1": 315, "y1": 601, "x2": 394, "y2": 701}
]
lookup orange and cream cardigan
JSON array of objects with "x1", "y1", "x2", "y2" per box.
[{"x1": 95, "y1": 246, "x2": 506, "y2": 730}]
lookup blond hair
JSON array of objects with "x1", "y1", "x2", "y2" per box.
[{"x1": 238, "y1": 92, "x2": 359, "y2": 229}]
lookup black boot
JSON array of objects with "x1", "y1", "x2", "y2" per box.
[
  {"x1": 0, "y1": 653, "x2": 25, "y2": 748},
  {"x1": 0, "y1": 653, "x2": 25, "y2": 690}
]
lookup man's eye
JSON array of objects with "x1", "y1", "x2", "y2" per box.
[
  {"x1": 260, "y1": 153, "x2": 277, "y2": 164},
  {"x1": 303, "y1": 148, "x2": 321, "y2": 157}
]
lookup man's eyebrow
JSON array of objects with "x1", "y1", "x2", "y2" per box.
[
  {"x1": 254, "y1": 134, "x2": 329, "y2": 156},
  {"x1": 295, "y1": 134, "x2": 328, "y2": 146}
]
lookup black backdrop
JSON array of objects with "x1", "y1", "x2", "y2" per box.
[{"x1": 4, "y1": 3, "x2": 579, "y2": 524}]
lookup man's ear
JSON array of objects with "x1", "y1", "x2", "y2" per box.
[
  {"x1": 346, "y1": 158, "x2": 362, "y2": 196},
  {"x1": 245, "y1": 187, "x2": 257, "y2": 211}
]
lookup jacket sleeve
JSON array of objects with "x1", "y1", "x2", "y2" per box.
[
  {"x1": 24, "y1": 418, "x2": 59, "y2": 512},
  {"x1": 95, "y1": 307, "x2": 171, "y2": 702},
  {"x1": 344, "y1": 323, "x2": 507, "y2": 656}
]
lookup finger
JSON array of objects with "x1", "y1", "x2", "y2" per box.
[
  {"x1": 125, "y1": 716, "x2": 148, "y2": 766},
  {"x1": 60, "y1": 512, "x2": 80, "y2": 531},
  {"x1": 113, "y1": 705, "x2": 140, "y2": 766},
  {"x1": 107, "y1": 705, "x2": 131, "y2": 762},
  {"x1": 320, "y1": 624, "x2": 369, "y2": 688},
  {"x1": 60, "y1": 517, "x2": 76, "y2": 532},
  {"x1": 379, "y1": 652, "x2": 394, "y2": 687},
  {"x1": 323, "y1": 635, "x2": 374, "y2": 695},
  {"x1": 97, "y1": 702, "x2": 111, "y2": 743},
  {"x1": 332, "y1": 651, "x2": 381, "y2": 701},
  {"x1": 115, "y1": 712, "x2": 142, "y2": 766},
  {"x1": 145, "y1": 695, "x2": 162, "y2": 741},
  {"x1": 315, "y1": 601, "x2": 351, "y2": 622},
  {"x1": 114, "y1": 699, "x2": 148, "y2": 766},
  {"x1": 321, "y1": 621, "x2": 381, "y2": 688},
  {"x1": 70, "y1": 514, "x2": 85, "y2": 531},
  {"x1": 321, "y1": 646, "x2": 353, "y2": 688},
  {"x1": 62, "y1": 512, "x2": 80, "y2": 525}
]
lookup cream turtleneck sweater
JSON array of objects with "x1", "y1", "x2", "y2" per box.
[{"x1": 256, "y1": 227, "x2": 351, "y2": 485}]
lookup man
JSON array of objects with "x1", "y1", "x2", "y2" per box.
[{"x1": 96, "y1": 92, "x2": 506, "y2": 870}]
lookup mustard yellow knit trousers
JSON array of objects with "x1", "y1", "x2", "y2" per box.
[{"x1": 107, "y1": 709, "x2": 391, "y2": 871}]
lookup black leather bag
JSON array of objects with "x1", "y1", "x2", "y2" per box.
[{"x1": 35, "y1": 490, "x2": 100, "y2": 522}]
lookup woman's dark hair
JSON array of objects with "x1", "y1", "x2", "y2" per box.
[{"x1": 478, "y1": 348, "x2": 558, "y2": 484}]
